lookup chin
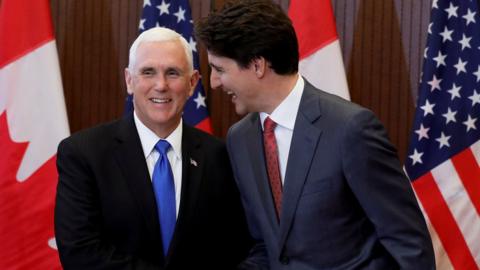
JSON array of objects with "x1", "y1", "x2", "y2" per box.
[{"x1": 234, "y1": 107, "x2": 248, "y2": 116}]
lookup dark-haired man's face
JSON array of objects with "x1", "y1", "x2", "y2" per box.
[{"x1": 207, "y1": 52, "x2": 261, "y2": 115}]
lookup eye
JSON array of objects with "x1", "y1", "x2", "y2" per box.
[
  {"x1": 213, "y1": 66, "x2": 224, "y2": 74},
  {"x1": 141, "y1": 68, "x2": 156, "y2": 76},
  {"x1": 209, "y1": 64, "x2": 224, "y2": 74},
  {"x1": 166, "y1": 68, "x2": 181, "y2": 77}
]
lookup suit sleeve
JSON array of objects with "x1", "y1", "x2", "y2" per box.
[
  {"x1": 54, "y1": 138, "x2": 160, "y2": 270},
  {"x1": 342, "y1": 109, "x2": 435, "y2": 269},
  {"x1": 226, "y1": 127, "x2": 270, "y2": 270}
]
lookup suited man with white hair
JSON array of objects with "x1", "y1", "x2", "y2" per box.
[{"x1": 54, "y1": 27, "x2": 251, "y2": 270}]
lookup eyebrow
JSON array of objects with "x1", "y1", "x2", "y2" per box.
[
  {"x1": 139, "y1": 67, "x2": 155, "y2": 72},
  {"x1": 209, "y1": 63, "x2": 223, "y2": 71}
]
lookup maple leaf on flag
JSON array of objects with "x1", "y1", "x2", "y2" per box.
[{"x1": 0, "y1": 113, "x2": 61, "y2": 269}]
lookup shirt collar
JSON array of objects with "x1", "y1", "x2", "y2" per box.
[
  {"x1": 260, "y1": 75, "x2": 304, "y2": 130},
  {"x1": 133, "y1": 111, "x2": 183, "y2": 160}
]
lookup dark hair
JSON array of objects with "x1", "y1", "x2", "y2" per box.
[{"x1": 195, "y1": 0, "x2": 298, "y2": 75}]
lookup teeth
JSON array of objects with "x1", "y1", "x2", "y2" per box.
[
  {"x1": 227, "y1": 91, "x2": 234, "y2": 95},
  {"x1": 151, "y1": 98, "x2": 170, "y2": 103}
]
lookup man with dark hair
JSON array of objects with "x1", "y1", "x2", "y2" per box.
[
  {"x1": 54, "y1": 27, "x2": 251, "y2": 269},
  {"x1": 196, "y1": 1, "x2": 435, "y2": 269}
]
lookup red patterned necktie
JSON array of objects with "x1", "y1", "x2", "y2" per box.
[{"x1": 263, "y1": 117, "x2": 282, "y2": 220}]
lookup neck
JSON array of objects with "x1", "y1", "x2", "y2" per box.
[{"x1": 261, "y1": 73, "x2": 299, "y2": 114}]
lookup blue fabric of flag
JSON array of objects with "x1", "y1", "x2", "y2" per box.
[{"x1": 405, "y1": 0, "x2": 480, "y2": 180}]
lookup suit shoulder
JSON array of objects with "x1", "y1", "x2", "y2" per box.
[
  {"x1": 227, "y1": 113, "x2": 257, "y2": 138},
  {"x1": 183, "y1": 125, "x2": 226, "y2": 149},
  {"x1": 308, "y1": 86, "x2": 375, "y2": 121}
]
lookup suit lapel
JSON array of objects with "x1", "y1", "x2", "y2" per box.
[
  {"x1": 245, "y1": 115, "x2": 280, "y2": 231},
  {"x1": 113, "y1": 115, "x2": 163, "y2": 255},
  {"x1": 165, "y1": 125, "x2": 205, "y2": 262},
  {"x1": 279, "y1": 85, "x2": 323, "y2": 248}
]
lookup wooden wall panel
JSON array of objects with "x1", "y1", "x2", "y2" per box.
[
  {"x1": 50, "y1": 0, "x2": 433, "y2": 162},
  {"x1": 50, "y1": 0, "x2": 143, "y2": 133},
  {"x1": 332, "y1": 0, "x2": 431, "y2": 161}
]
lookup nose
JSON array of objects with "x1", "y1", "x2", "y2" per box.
[
  {"x1": 210, "y1": 69, "x2": 221, "y2": 90},
  {"x1": 154, "y1": 75, "x2": 167, "y2": 91}
]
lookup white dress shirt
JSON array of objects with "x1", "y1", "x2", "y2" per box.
[
  {"x1": 134, "y1": 111, "x2": 183, "y2": 218},
  {"x1": 260, "y1": 75, "x2": 304, "y2": 184}
]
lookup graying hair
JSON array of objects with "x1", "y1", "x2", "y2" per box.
[{"x1": 127, "y1": 27, "x2": 194, "y2": 72}]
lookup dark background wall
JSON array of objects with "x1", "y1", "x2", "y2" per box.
[{"x1": 50, "y1": 0, "x2": 432, "y2": 162}]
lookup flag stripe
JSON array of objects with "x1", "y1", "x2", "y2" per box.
[
  {"x1": 432, "y1": 158, "x2": 480, "y2": 267},
  {"x1": 288, "y1": 0, "x2": 338, "y2": 59},
  {"x1": 413, "y1": 172, "x2": 478, "y2": 270},
  {"x1": 451, "y1": 148, "x2": 480, "y2": 216},
  {"x1": 471, "y1": 140, "x2": 480, "y2": 164},
  {"x1": 195, "y1": 118, "x2": 212, "y2": 133},
  {"x1": 0, "y1": 0, "x2": 54, "y2": 68},
  {"x1": 423, "y1": 215, "x2": 454, "y2": 269}
]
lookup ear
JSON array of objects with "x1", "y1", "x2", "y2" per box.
[
  {"x1": 188, "y1": 70, "x2": 200, "y2": 97},
  {"x1": 125, "y1": 68, "x2": 133, "y2": 95},
  {"x1": 252, "y1": 57, "x2": 267, "y2": 78}
]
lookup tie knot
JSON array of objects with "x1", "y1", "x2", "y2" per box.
[
  {"x1": 155, "y1": 140, "x2": 171, "y2": 155},
  {"x1": 264, "y1": 117, "x2": 277, "y2": 133}
]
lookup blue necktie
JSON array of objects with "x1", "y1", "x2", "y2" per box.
[{"x1": 152, "y1": 140, "x2": 176, "y2": 256}]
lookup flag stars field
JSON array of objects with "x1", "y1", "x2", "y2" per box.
[
  {"x1": 463, "y1": 8, "x2": 476, "y2": 25},
  {"x1": 447, "y1": 83, "x2": 461, "y2": 100},
  {"x1": 454, "y1": 58, "x2": 468, "y2": 74},
  {"x1": 445, "y1": 2, "x2": 459, "y2": 18},
  {"x1": 193, "y1": 92, "x2": 206, "y2": 109},
  {"x1": 440, "y1": 26, "x2": 454, "y2": 42},
  {"x1": 468, "y1": 90, "x2": 480, "y2": 106},
  {"x1": 428, "y1": 75, "x2": 442, "y2": 91},
  {"x1": 415, "y1": 124, "x2": 430, "y2": 140},
  {"x1": 473, "y1": 65, "x2": 480, "y2": 81},
  {"x1": 157, "y1": 0, "x2": 170, "y2": 15},
  {"x1": 435, "y1": 132, "x2": 452, "y2": 149},
  {"x1": 442, "y1": 107, "x2": 457, "y2": 124},
  {"x1": 433, "y1": 51, "x2": 447, "y2": 67},
  {"x1": 409, "y1": 149, "x2": 424, "y2": 165},
  {"x1": 174, "y1": 6, "x2": 186, "y2": 23},
  {"x1": 421, "y1": 100, "x2": 436, "y2": 116},
  {"x1": 458, "y1": 34, "x2": 472, "y2": 50},
  {"x1": 405, "y1": 0, "x2": 480, "y2": 268},
  {"x1": 463, "y1": 115, "x2": 477, "y2": 131}
]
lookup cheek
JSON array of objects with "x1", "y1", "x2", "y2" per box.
[{"x1": 132, "y1": 80, "x2": 150, "y2": 94}]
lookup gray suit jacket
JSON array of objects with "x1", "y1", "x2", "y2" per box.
[{"x1": 227, "y1": 80, "x2": 434, "y2": 270}]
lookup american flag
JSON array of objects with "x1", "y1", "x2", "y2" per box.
[
  {"x1": 125, "y1": 0, "x2": 213, "y2": 133},
  {"x1": 405, "y1": 0, "x2": 480, "y2": 269}
]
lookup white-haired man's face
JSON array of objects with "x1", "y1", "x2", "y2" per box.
[{"x1": 125, "y1": 40, "x2": 199, "y2": 137}]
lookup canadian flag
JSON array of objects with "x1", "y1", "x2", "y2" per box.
[
  {"x1": 0, "y1": 0, "x2": 69, "y2": 269},
  {"x1": 289, "y1": 0, "x2": 350, "y2": 100}
]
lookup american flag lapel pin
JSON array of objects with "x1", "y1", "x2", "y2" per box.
[{"x1": 190, "y1": 158, "x2": 198, "y2": 167}]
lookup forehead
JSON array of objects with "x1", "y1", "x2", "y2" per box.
[
  {"x1": 207, "y1": 52, "x2": 239, "y2": 67},
  {"x1": 135, "y1": 40, "x2": 188, "y2": 68}
]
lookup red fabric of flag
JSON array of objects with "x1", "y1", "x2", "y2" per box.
[{"x1": 0, "y1": 0, "x2": 69, "y2": 269}]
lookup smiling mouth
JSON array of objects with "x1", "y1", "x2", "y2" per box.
[{"x1": 150, "y1": 98, "x2": 172, "y2": 104}]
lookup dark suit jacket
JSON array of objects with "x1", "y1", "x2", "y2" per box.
[
  {"x1": 54, "y1": 114, "x2": 251, "y2": 269},
  {"x1": 227, "y1": 80, "x2": 435, "y2": 270}
]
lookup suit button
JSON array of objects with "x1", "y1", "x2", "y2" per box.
[{"x1": 280, "y1": 256, "x2": 290, "y2": 265}]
